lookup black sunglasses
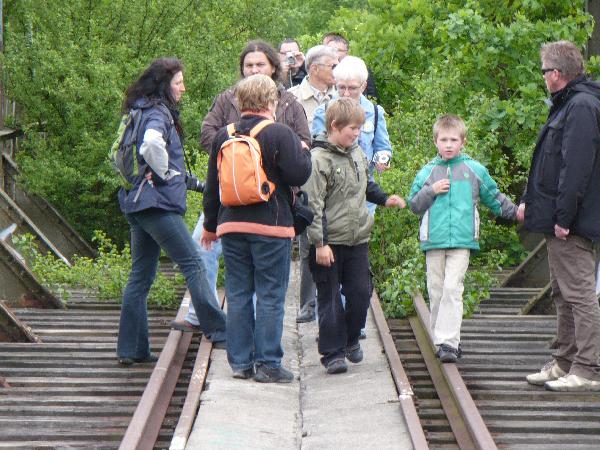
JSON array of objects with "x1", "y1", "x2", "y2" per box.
[{"x1": 541, "y1": 68, "x2": 559, "y2": 74}]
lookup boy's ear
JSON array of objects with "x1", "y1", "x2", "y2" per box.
[{"x1": 330, "y1": 119, "x2": 339, "y2": 133}]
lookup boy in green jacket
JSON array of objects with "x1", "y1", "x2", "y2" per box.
[
  {"x1": 304, "y1": 97, "x2": 405, "y2": 375},
  {"x1": 408, "y1": 114, "x2": 517, "y2": 362}
]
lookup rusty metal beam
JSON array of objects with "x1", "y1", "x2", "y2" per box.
[
  {"x1": 370, "y1": 291, "x2": 429, "y2": 450},
  {"x1": 0, "y1": 301, "x2": 41, "y2": 342},
  {"x1": 412, "y1": 293, "x2": 497, "y2": 450}
]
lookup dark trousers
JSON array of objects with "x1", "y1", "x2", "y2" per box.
[{"x1": 309, "y1": 243, "x2": 371, "y2": 366}]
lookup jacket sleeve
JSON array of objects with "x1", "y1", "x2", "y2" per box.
[
  {"x1": 200, "y1": 93, "x2": 227, "y2": 153},
  {"x1": 139, "y1": 109, "x2": 180, "y2": 183},
  {"x1": 288, "y1": 98, "x2": 311, "y2": 147},
  {"x1": 304, "y1": 154, "x2": 327, "y2": 247},
  {"x1": 477, "y1": 165, "x2": 517, "y2": 220},
  {"x1": 372, "y1": 105, "x2": 393, "y2": 155},
  {"x1": 555, "y1": 101, "x2": 600, "y2": 228},
  {"x1": 366, "y1": 181, "x2": 389, "y2": 205},
  {"x1": 408, "y1": 167, "x2": 436, "y2": 214},
  {"x1": 202, "y1": 129, "x2": 227, "y2": 233},
  {"x1": 274, "y1": 127, "x2": 312, "y2": 187},
  {"x1": 311, "y1": 105, "x2": 326, "y2": 139}
]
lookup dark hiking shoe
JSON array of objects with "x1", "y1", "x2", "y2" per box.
[
  {"x1": 170, "y1": 320, "x2": 201, "y2": 333},
  {"x1": 118, "y1": 354, "x2": 158, "y2": 366},
  {"x1": 436, "y1": 344, "x2": 460, "y2": 363},
  {"x1": 345, "y1": 343, "x2": 363, "y2": 364},
  {"x1": 326, "y1": 358, "x2": 348, "y2": 375},
  {"x1": 254, "y1": 364, "x2": 294, "y2": 383},
  {"x1": 232, "y1": 367, "x2": 255, "y2": 380},
  {"x1": 359, "y1": 330, "x2": 367, "y2": 340}
]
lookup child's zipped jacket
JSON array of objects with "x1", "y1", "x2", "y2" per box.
[{"x1": 408, "y1": 154, "x2": 517, "y2": 252}]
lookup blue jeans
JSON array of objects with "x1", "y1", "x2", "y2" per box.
[
  {"x1": 221, "y1": 233, "x2": 291, "y2": 371},
  {"x1": 186, "y1": 213, "x2": 255, "y2": 325},
  {"x1": 117, "y1": 209, "x2": 226, "y2": 359}
]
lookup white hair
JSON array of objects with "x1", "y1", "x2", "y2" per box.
[
  {"x1": 305, "y1": 45, "x2": 338, "y2": 71},
  {"x1": 333, "y1": 55, "x2": 368, "y2": 84}
]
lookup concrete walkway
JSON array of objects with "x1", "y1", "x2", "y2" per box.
[{"x1": 186, "y1": 260, "x2": 412, "y2": 449}]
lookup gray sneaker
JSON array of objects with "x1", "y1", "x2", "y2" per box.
[
  {"x1": 544, "y1": 374, "x2": 600, "y2": 392},
  {"x1": 254, "y1": 364, "x2": 294, "y2": 383},
  {"x1": 326, "y1": 358, "x2": 348, "y2": 375},
  {"x1": 526, "y1": 360, "x2": 567, "y2": 386}
]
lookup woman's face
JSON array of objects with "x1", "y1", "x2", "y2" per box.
[
  {"x1": 243, "y1": 51, "x2": 276, "y2": 78},
  {"x1": 336, "y1": 77, "x2": 365, "y2": 101},
  {"x1": 170, "y1": 71, "x2": 185, "y2": 103}
]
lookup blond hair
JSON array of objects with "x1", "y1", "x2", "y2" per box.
[
  {"x1": 433, "y1": 114, "x2": 467, "y2": 140},
  {"x1": 235, "y1": 74, "x2": 278, "y2": 112},
  {"x1": 325, "y1": 97, "x2": 365, "y2": 133},
  {"x1": 540, "y1": 40, "x2": 584, "y2": 80}
]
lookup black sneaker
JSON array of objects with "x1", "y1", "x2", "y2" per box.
[
  {"x1": 232, "y1": 366, "x2": 255, "y2": 380},
  {"x1": 254, "y1": 364, "x2": 294, "y2": 383},
  {"x1": 118, "y1": 353, "x2": 158, "y2": 366},
  {"x1": 436, "y1": 344, "x2": 459, "y2": 363},
  {"x1": 345, "y1": 343, "x2": 363, "y2": 363},
  {"x1": 326, "y1": 358, "x2": 348, "y2": 374},
  {"x1": 296, "y1": 309, "x2": 316, "y2": 323}
]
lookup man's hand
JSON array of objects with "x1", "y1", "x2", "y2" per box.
[
  {"x1": 516, "y1": 203, "x2": 525, "y2": 222},
  {"x1": 316, "y1": 245, "x2": 335, "y2": 267},
  {"x1": 200, "y1": 229, "x2": 218, "y2": 250},
  {"x1": 554, "y1": 224, "x2": 570, "y2": 240},
  {"x1": 385, "y1": 195, "x2": 406, "y2": 208},
  {"x1": 432, "y1": 179, "x2": 450, "y2": 195}
]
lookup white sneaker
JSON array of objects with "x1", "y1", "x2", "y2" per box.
[
  {"x1": 526, "y1": 360, "x2": 567, "y2": 386},
  {"x1": 544, "y1": 373, "x2": 600, "y2": 392}
]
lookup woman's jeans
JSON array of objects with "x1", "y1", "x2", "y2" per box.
[
  {"x1": 221, "y1": 233, "x2": 291, "y2": 371},
  {"x1": 117, "y1": 209, "x2": 226, "y2": 359}
]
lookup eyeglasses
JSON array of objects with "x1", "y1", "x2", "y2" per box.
[
  {"x1": 317, "y1": 63, "x2": 337, "y2": 70},
  {"x1": 541, "y1": 68, "x2": 559, "y2": 75},
  {"x1": 337, "y1": 84, "x2": 362, "y2": 93}
]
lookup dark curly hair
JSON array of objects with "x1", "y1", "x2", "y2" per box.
[
  {"x1": 239, "y1": 40, "x2": 281, "y2": 83},
  {"x1": 122, "y1": 57, "x2": 184, "y2": 113}
]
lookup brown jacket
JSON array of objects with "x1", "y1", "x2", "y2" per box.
[{"x1": 200, "y1": 86, "x2": 311, "y2": 151}]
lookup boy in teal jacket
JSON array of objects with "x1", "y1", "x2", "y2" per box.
[{"x1": 408, "y1": 114, "x2": 517, "y2": 362}]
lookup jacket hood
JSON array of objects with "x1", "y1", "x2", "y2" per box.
[
  {"x1": 570, "y1": 76, "x2": 600, "y2": 98},
  {"x1": 432, "y1": 153, "x2": 470, "y2": 165},
  {"x1": 133, "y1": 97, "x2": 164, "y2": 110},
  {"x1": 312, "y1": 131, "x2": 359, "y2": 155}
]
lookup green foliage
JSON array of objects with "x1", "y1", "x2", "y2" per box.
[
  {"x1": 12, "y1": 231, "x2": 184, "y2": 308},
  {"x1": 333, "y1": 0, "x2": 593, "y2": 317},
  {"x1": 1, "y1": 0, "x2": 298, "y2": 245}
]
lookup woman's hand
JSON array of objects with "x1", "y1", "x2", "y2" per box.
[{"x1": 316, "y1": 245, "x2": 335, "y2": 267}]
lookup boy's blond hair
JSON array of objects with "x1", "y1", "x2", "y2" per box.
[
  {"x1": 325, "y1": 97, "x2": 365, "y2": 133},
  {"x1": 235, "y1": 74, "x2": 278, "y2": 112},
  {"x1": 433, "y1": 114, "x2": 467, "y2": 140}
]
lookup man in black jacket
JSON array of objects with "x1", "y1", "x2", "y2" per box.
[{"x1": 520, "y1": 40, "x2": 600, "y2": 392}]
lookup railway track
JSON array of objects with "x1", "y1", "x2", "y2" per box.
[{"x1": 0, "y1": 262, "x2": 211, "y2": 449}]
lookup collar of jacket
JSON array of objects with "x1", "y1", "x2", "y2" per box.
[
  {"x1": 432, "y1": 154, "x2": 469, "y2": 165},
  {"x1": 312, "y1": 132, "x2": 359, "y2": 155},
  {"x1": 548, "y1": 74, "x2": 588, "y2": 111}
]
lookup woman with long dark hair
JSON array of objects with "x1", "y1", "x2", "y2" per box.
[{"x1": 116, "y1": 58, "x2": 226, "y2": 365}]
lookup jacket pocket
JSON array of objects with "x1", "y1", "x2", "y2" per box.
[{"x1": 538, "y1": 122, "x2": 563, "y2": 195}]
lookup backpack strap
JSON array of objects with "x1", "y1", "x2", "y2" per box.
[
  {"x1": 249, "y1": 119, "x2": 274, "y2": 138},
  {"x1": 373, "y1": 103, "x2": 379, "y2": 138},
  {"x1": 226, "y1": 123, "x2": 236, "y2": 137}
]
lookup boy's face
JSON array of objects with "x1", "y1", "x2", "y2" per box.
[
  {"x1": 329, "y1": 121, "x2": 362, "y2": 149},
  {"x1": 435, "y1": 129, "x2": 465, "y2": 161}
]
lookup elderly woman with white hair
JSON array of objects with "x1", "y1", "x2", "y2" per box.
[{"x1": 312, "y1": 55, "x2": 392, "y2": 215}]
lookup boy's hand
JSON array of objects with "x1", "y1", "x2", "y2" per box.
[
  {"x1": 200, "y1": 229, "x2": 218, "y2": 250},
  {"x1": 385, "y1": 195, "x2": 406, "y2": 208},
  {"x1": 432, "y1": 179, "x2": 450, "y2": 195},
  {"x1": 316, "y1": 245, "x2": 335, "y2": 267},
  {"x1": 516, "y1": 203, "x2": 525, "y2": 222}
]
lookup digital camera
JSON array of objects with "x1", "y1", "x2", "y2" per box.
[
  {"x1": 373, "y1": 152, "x2": 390, "y2": 166},
  {"x1": 285, "y1": 52, "x2": 295, "y2": 66}
]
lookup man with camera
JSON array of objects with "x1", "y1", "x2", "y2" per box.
[{"x1": 279, "y1": 38, "x2": 307, "y2": 88}]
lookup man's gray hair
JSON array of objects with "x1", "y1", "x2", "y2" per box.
[
  {"x1": 541, "y1": 40, "x2": 584, "y2": 80},
  {"x1": 333, "y1": 55, "x2": 368, "y2": 84},
  {"x1": 305, "y1": 45, "x2": 338, "y2": 71}
]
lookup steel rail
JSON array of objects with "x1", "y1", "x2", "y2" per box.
[
  {"x1": 119, "y1": 294, "x2": 194, "y2": 450},
  {"x1": 370, "y1": 291, "x2": 429, "y2": 450},
  {"x1": 169, "y1": 293, "x2": 225, "y2": 450},
  {"x1": 411, "y1": 293, "x2": 497, "y2": 450}
]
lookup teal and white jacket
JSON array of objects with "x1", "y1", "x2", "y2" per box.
[{"x1": 408, "y1": 154, "x2": 517, "y2": 252}]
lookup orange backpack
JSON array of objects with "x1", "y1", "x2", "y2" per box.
[{"x1": 217, "y1": 120, "x2": 276, "y2": 206}]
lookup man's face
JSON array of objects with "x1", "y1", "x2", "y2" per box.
[
  {"x1": 324, "y1": 40, "x2": 348, "y2": 61},
  {"x1": 242, "y1": 51, "x2": 275, "y2": 78},
  {"x1": 541, "y1": 59, "x2": 562, "y2": 93},
  {"x1": 279, "y1": 42, "x2": 302, "y2": 69},
  {"x1": 312, "y1": 55, "x2": 338, "y2": 87}
]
